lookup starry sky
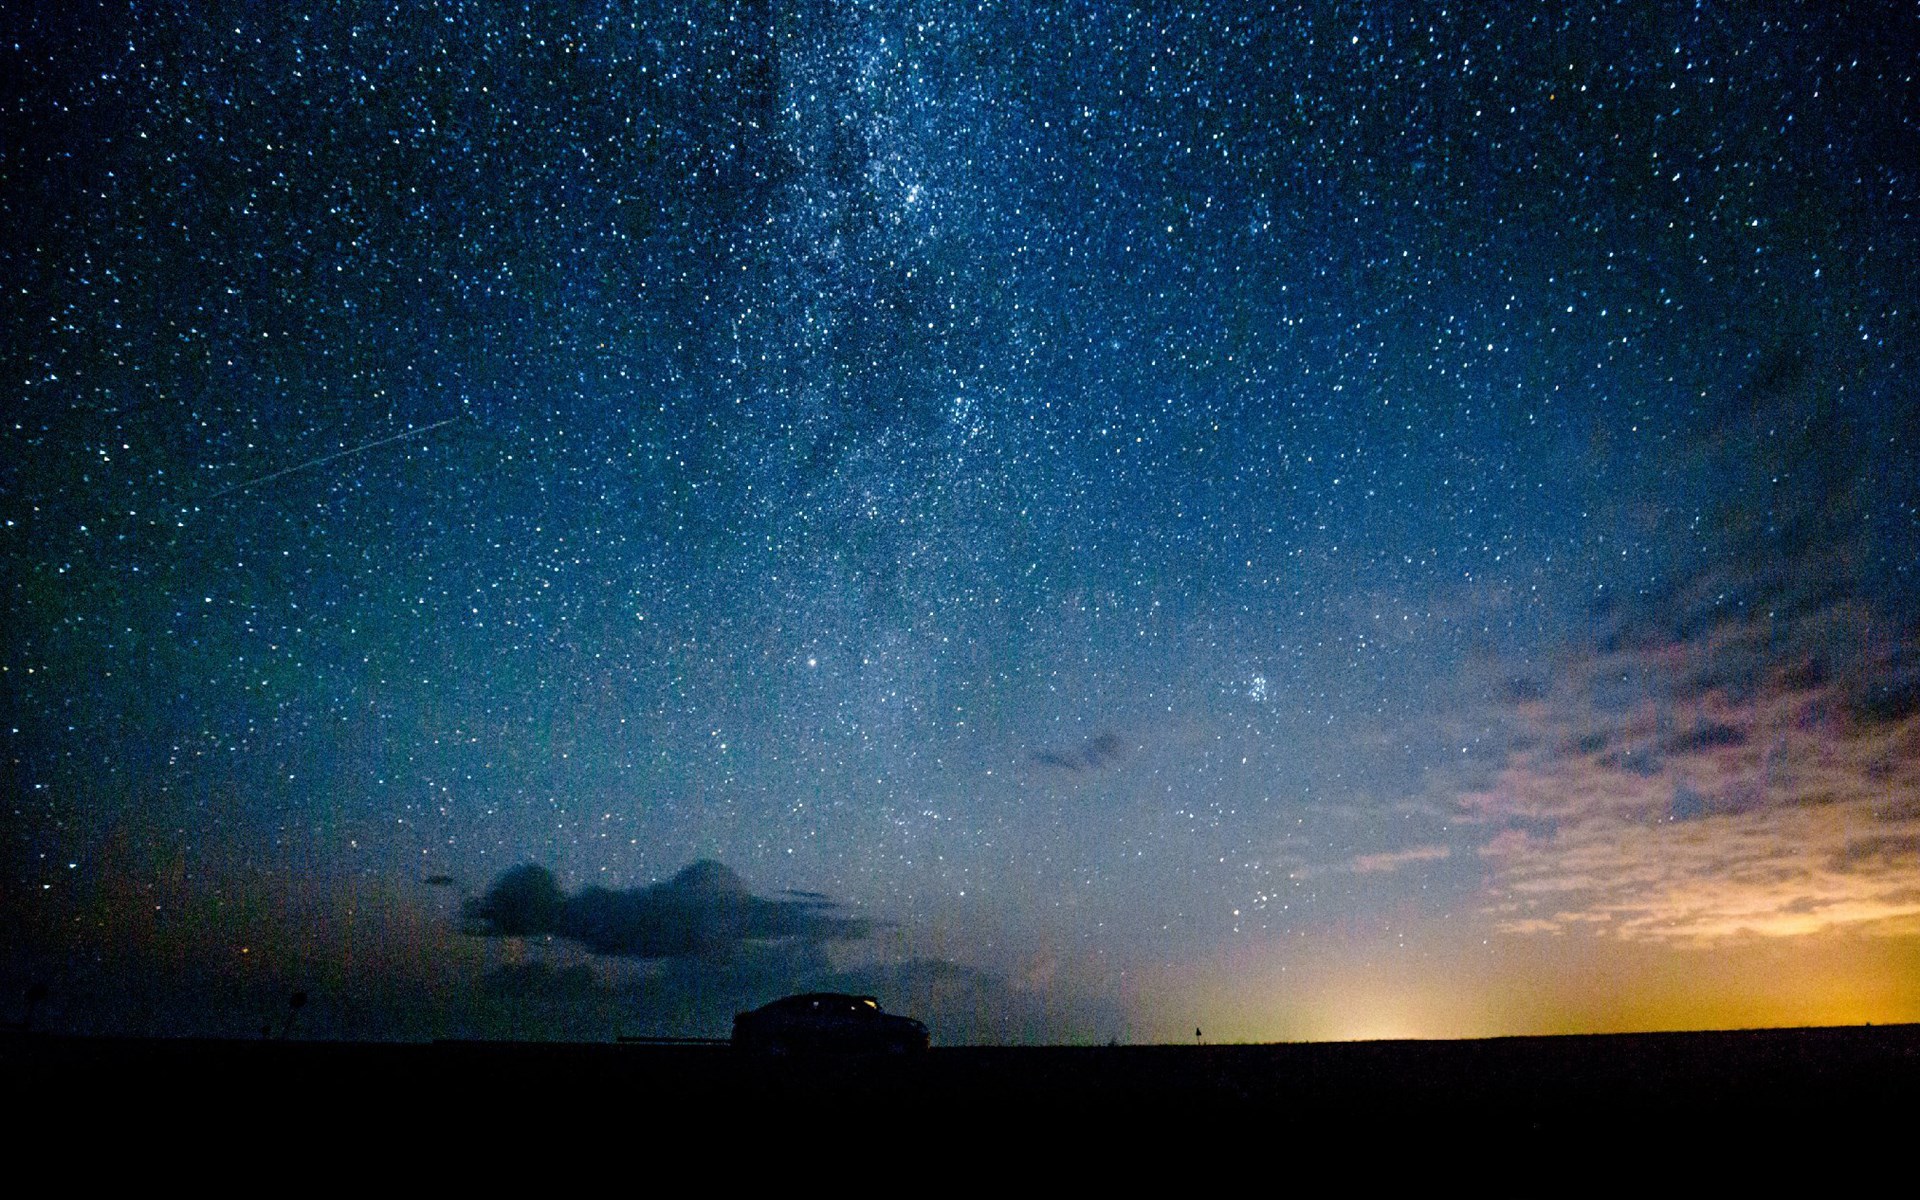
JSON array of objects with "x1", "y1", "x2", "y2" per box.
[{"x1": 5, "y1": 1, "x2": 1918, "y2": 1043}]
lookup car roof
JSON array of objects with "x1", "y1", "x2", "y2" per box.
[{"x1": 762, "y1": 992, "x2": 880, "y2": 1009}]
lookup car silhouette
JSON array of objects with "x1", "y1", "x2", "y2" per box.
[{"x1": 732, "y1": 992, "x2": 930, "y2": 1055}]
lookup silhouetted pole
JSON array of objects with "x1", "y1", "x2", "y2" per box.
[
  {"x1": 21, "y1": 983, "x2": 47, "y2": 1032},
  {"x1": 280, "y1": 990, "x2": 307, "y2": 1039}
]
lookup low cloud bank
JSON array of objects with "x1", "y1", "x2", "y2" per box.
[
  {"x1": 470, "y1": 954, "x2": 1128, "y2": 1045},
  {"x1": 461, "y1": 862, "x2": 1127, "y2": 1042},
  {"x1": 463, "y1": 860, "x2": 871, "y2": 958}
]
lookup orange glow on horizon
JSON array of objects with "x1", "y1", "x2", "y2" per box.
[{"x1": 1139, "y1": 925, "x2": 1920, "y2": 1044}]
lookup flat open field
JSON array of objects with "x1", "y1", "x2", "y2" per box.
[{"x1": 9, "y1": 1023, "x2": 1916, "y2": 1144}]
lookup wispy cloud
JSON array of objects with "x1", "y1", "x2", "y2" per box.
[
  {"x1": 1467, "y1": 609, "x2": 1920, "y2": 943},
  {"x1": 1031, "y1": 732, "x2": 1126, "y2": 774},
  {"x1": 1465, "y1": 354, "x2": 1920, "y2": 945},
  {"x1": 1351, "y1": 844, "x2": 1452, "y2": 875}
]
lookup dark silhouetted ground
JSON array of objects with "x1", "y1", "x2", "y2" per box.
[{"x1": 6, "y1": 1024, "x2": 1914, "y2": 1153}]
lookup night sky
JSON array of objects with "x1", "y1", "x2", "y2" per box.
[{"x1": 5, "y1": 1, "x2": 1917, "y2": 1044}]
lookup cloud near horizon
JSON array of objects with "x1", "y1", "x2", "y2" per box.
[
  {"x1": 477, "y1": 953, "x2": 1127, "y2": 1045},
  {"x1": 1468, "y1": 622, "x2": 1920, "y2": 943},
  {"x1": 463, "y1": 860, "x2": 873, "y2": 958},
  {"x1": 1464, "y1": 355, "x2": 1920, "y2": 945}
]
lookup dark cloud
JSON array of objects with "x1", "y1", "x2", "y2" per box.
[
  {"x1": 1597, "y1": 744, "x2": 1663, "y2": 777},
  {"x1": 1850, "y1": 671, "x2": 1920, "y2": 726},
  {"x1": 1591, "y1": 339, "x2": 1914, "y2": 671},
  {"x1": 1032, "y1": 732, "x2": 1125, "y2": 774},
  {"x1": 1663, "y1": 723, "x2": 1749, "y2": 755},
  {"x1": 463, "y1": 861, "x2": 871, "y2": 959},
  {"x1": 1780, "y1": 659, "x2": 1832, "y2": 693},
  {"x1": 1503, "y1": 677, "x2": 1550, "y2": 704},
  {"x1": 1831, "y1": 834, "x2": 1920, "y2": 871},
  {"x1": 1668, "y1": 783, "x2": 1763, "y2": 823},
  {"x1": 456, "y1": 951, "x2": 1122, "y2": 1045}
]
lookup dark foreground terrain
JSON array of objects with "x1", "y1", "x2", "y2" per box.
[{"x1": 7, "y1": 1024, "x2": 1915, "y2": 1150}]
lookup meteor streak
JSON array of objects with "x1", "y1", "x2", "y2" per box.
[{"x1": 201, "y1": 414, "x2": 463, "y2": 502}]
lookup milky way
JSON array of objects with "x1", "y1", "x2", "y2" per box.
[{"x1": 5, "y1": 2, "x2": 1916, "y2": 1042}]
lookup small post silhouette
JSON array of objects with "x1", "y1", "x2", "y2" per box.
[
  {"x1": 17, "y1": 983, "x2": 47, "y2": 1032},
  {"x1": 280, "y1": 990, "x2": 307, "y2": 1039}
]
